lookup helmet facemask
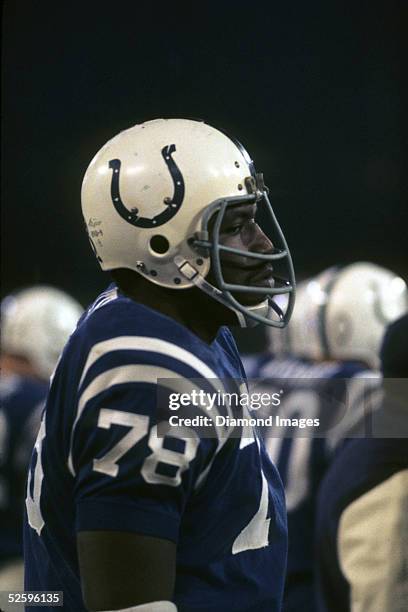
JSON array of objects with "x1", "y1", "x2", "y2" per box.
[{"x1": 176, "y1": 173, "x2": 296, "y2": 328}]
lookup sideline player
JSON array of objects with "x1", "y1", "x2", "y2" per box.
[
  {"x1": 244, "y1": 263, "x2": 408, "y2": 611},
  {"x1": 316, "y1": 313, "x2": 408, "y2": 612},
  {"x1": 0, "y1": 287, "x2": 83, "y2": 590},
  {"x1": 24, "y1": 119, "x2": 296, "y2": 611}
]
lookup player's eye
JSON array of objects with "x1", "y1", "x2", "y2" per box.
[{"x1": 222, "y1": 224, "x2": 244, "y2": 236}]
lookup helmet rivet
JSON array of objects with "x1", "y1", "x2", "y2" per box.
[
  {"x1": 151, "y1": 270, "x2": 157, "y2": 277},
  {"x1": 163, "y1": 197, "x2": 172, "y2": 204},
  {"x1": 136, "y1": 262, "x2": 145, "y2": 271},
  {"x1": 235, "y1": 161, "x2": 240, "y2": 168},
  {"x1": 237, "y1": 184, "x2": 243, "y2": 191},
  {"x1": 196, "y1": 258, "x2": 203, "y2": 266},
  {"x1": 174, "y1": 278, "x2": 181, "y2": 285}
]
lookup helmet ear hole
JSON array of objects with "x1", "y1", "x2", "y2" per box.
[{"x1": 150, "y1": 235, "x2": 170, "y2": 254}]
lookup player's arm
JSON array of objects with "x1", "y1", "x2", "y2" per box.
[{"x1": 77, "y1": 530, "x2": 176, "y2": 611}]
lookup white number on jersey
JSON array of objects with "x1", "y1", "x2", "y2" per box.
[
  {"x1": 142, "y1": 424, "x2": 199, "y2": 487},
  {"x1": 93, "y1": 409, "x2": 150, "y2": 477},
  {"x1": 93, "y1": 409, "x2": 199, "y2": 487}
]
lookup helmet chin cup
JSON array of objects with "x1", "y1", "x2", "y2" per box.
[
  {"x1": 174, "y1": 262, "x2": 269, "y2": 329},
  {"x1": 237, "y1": 300, "x2": 270, "y2": 328}
]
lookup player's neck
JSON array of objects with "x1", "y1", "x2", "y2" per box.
[
  {"x1": 116, "y1": 278, "x2": 229, "y2": 344},
  {"x1": 146, "y1": 290, "x2": 225, "y2": 344}
]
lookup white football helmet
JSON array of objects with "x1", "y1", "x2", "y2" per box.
[
  {"x1": 81, "y1": 118, "x2": 295, "y2": 327},
  {"x1": 1, "y1": 286, "x2": 83, "y2": 380},
  {"x1": 286, "y1": 263, "x2": 408, "y2": 368}
]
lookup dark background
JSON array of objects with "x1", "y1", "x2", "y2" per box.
[{"x1": 2, "y1": 1, "x2": 406, "y2": 312}]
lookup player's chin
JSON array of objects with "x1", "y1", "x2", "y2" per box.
[
  {"x1": 230, "y1": 286, "x2": 271, "y2": 306},
  {"x1": 222, "y1": 273, "x2": 273, "y2": 305}
]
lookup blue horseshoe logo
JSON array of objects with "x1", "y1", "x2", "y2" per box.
[{"x1": 109, "y1": 144, "x2": 185, "y2": 228}]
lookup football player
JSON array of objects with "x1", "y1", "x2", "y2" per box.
[
  {"x1": 244, "y1": 263, "x2": 408, "y2": 611},
  {"x1": 23, "y1": 119, "x2": 296, "y2": 611},
  {"x1": 0, "y1": 287, "x2": 83, "y2": 590},
  {"x1": 315, "y1": 313, "x2": 408, "y2": 612}
]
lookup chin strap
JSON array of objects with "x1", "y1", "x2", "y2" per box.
[
  {"x1": 175, "y1": 256, "x2": 268, "y2": 328},
  {"x1": 243, "y1": 300, "x2": 271, "y2": 327}
]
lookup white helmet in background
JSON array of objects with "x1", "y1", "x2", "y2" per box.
[
  {"x1": 1, "y1": 286, "x2": 83, "y2": 380},
  {"x1": 284, "y1": 269, "x2": 343, "y2": 360},
  {"x1": 81, "y1": 118, "x2": 296, "y2": 328},
  {"x1": 324, "y1": 263, "x2": 408, "y2": 367},
  {"x1": 287, "y1": 263, "x2": 408, "y2": 368}
]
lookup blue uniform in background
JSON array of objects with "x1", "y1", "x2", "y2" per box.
[
  {"x1": 24, "y1": 286, "x2": 288, "y2": 611},
  {"x1": 0, "y1": 374, "x2": 46, "y2": 568},
  {"x1": 243, "y1": 353, "x2": 380, "y2": 612}
]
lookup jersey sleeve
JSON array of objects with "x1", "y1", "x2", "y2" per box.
[{"x1": 70, "y1": 344, "x2": 220, "y2": 544}]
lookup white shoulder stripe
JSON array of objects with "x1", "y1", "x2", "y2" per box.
[
  {"x1": 68, "y1": 364, "x2": 225, "y2": 476},
  {"x1": 79, "y1": 336, "x2": 219, "y2": 389},
  {"x1": 86, "y1": 288, "x2": 118, "y2": 317}
]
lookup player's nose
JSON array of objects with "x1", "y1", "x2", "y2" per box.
[{"x1": 250, "y1": 223, "x2": 274, "y2": 254}]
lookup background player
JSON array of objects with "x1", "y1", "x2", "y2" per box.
[
  {"x1": 0, "y1": 286, "x2": 83, "y2": 590},
  {"x1": 316, "y1": 313, "x2": 408, "y2": 612},
  {"x1": 243, "y1": 262, "x2": 408, "y2": 611},
  {"x1": 24, "y1": 118, "x2": 296, "y2": 611}
]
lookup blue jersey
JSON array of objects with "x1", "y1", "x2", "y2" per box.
[
  {"x1": 243, "y1": 353, "x2": 380, "y2": 612},
  {"x1": 0, "y1": 373, "x2": 46, "y2": 566},
  {"x1": 24, "y1": 286, "x2": 287, "y2": 611},
  {"x1": 315, "y1": 433, "x2": 408, "y2": 612}
]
